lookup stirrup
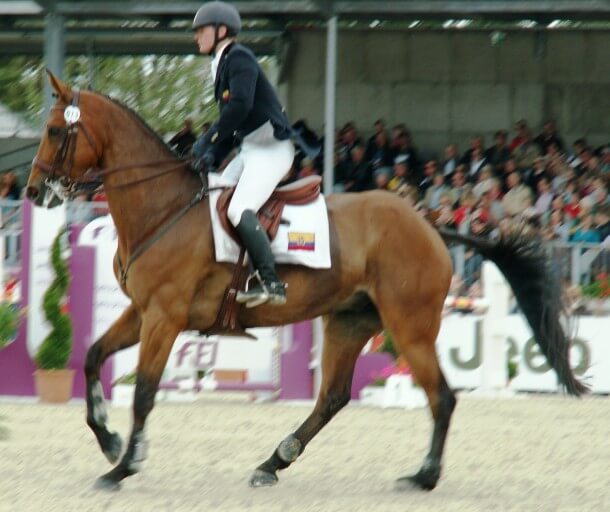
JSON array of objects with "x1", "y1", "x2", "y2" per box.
[{"x1": 236, "y1": 271, "x2": 287, "y2": 308}]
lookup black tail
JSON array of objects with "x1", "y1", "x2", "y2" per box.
[{"x1": 439, "y1": 228, "x2": 588, "y2": 397}]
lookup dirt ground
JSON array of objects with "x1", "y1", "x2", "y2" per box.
[{"x1": 0, "y1": 393, "x2": 608, "y2": 512}]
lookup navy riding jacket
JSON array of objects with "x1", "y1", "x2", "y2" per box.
[{"x1": 198, "y1": 43, "x2": 292, "y2": 163}]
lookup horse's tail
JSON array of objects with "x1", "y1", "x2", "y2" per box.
[{"x1": 438, "y1": 227, "x2": 588, "y2": 397}]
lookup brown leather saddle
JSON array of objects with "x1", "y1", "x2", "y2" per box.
[{"x1": 206, "y1": 175, "x2": 323, "y2": 338}]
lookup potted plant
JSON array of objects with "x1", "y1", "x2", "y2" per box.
[{"x1": 33, "y1": 227, "x2": 74, "y2": 403}]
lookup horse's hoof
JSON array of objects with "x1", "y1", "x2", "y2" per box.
[
  {"x1": 93, "y1": 475, "x2": 121, "y2": 492},
  {"x1": 103, "y1": 432, "x2": 123, "y2": 464},
  {"x1": 249, "y1": 469, "x2": 278, "y2": 488},
  {"x1": 395, "y1": 472, "x2": 438, "y2": 492}
]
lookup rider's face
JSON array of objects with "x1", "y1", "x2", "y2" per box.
[{"x1": 194, "y1": 26, "x2": 216, "y2": 54}]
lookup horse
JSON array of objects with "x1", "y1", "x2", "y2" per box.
[{"x1": 26, "y1": 72, "x2": 587, "y2": 491}]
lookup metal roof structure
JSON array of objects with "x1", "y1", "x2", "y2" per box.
[{"x1": 1, "y1": 1, "x2": 610, "y2": 56}]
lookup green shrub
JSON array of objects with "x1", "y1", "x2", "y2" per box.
[
  {"x1": 34, "y1": 227, "x2": 72, "y2": 369},
  {"x1": 0, "y1": 302, "x2": 21, "y2": 350}
]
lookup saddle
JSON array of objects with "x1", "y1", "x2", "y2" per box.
[
  {"x1": 206, "y1": 175, "x2": 322, "y2": 338},
  {"x1": 215, "y1": 175, "x2": 322, "y2": 243}
]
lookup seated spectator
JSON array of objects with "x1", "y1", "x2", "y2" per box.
[
  {"x1": 466, "y1": 146, "x2": 488, "y2": 183},
  {"x1": 509, "y1": 119, "x2": 529, "y2": 152},
  {"x1": 534, "y1": 120, "x2": 565, "y2": 154},
  {"x1": 441, "y1": 143, "x2": 460, "y2": 178},
  {"x1": 502, "y1": 171, "x2": 533, "y2": 217},
  {"x1": 460, "y1": 135, "x2": 484, "y2": 166},
  {"x1": 563, "y1": 190, "x2": 581, "y2": 221},
  {"x1": 595, "y1": 205, "x2": 610, "y2": 241},
  {"x1": 570, "y1": 214, "x2": 601, "y2": 243},
  {"x1": 480, "y1": 184, "x2": 504, "y2": 226},
  {"x1": 567, "y1": 138, "x2": 588, "y2": 170},
  {"x1": 337, "y1": 122, "x2": 362, "y2": 166},
  {"x1": 343, "y1": 143, "x2": 370, "y2": 192},
  {"x1": 373, "y1": 167, "x2": 393, "y2": 190},
  {"x1": 526, "y1": 155, "x2": 550, "y2": 192},
  {"x1": 168, "y1": 119, "x2": 196, "y2": 156},
  {"x1": 473, "y1": 165, "x2": 494, "y2": 199},
  {"x1": 434, "y1": 192, "x2": 456, "y2": 229},
  {"x1": 449, "y1": 166, "x2": 468, "y2": 206},
  {"x1": 364, "y1": 119, "x2": 387, "y2": 160},
  {"x1": 543, "y1": 209, "x2": 570, "y2": 242},
  {"x1": 511, "y1": 129, "x2": 541, "y2": 172},
  {"x1": 600, "y1": 145, "x2": 610, "y2": 174},
  {"x1": 534, "y1": 177, "x2": 554, "y2": 215},
  {"x1": 485, "y1": 130, "x2": 511, "y2": 174},
  {"x1": 388, "y1": 155, "x2": 411, "y2": 192},
  {"x1": 418, "y1": 159, "x2": 438, "y2": 195},
  {"x1": 423, "y1": 172, "x2": 450, "y2": 210},
  {"x1": 453, "y1": 188, "x2": 476, "y2": 228},
  {"x1": 392, "y1": 130, "x2": 419, "y2": 178},
  {"x1": 367, "y1": 130, "x2": 393, "y2": 171}
]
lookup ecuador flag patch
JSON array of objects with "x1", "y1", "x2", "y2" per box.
[{"x1": 288, "y1": 232, "x2": 315, "y2": 251}]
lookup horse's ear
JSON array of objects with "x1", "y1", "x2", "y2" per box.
[{"x1": 46, "y1": 69, "x2": 70, "y2": 103}]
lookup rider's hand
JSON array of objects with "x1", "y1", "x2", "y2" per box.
[{"x1": 191, "y1": 151, "x2": 215, "y2": 174}]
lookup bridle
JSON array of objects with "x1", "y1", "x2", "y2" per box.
[
  {"x1": 31, "y1": 88, "x2": 193, "y2": 202},
  {"x1": 32, "y1": 89, "x2": 103, "y2": 201}
]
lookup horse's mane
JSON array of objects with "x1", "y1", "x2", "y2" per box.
[{"x1": 97, "y1": 92, "x2": 176, "y2": 157}]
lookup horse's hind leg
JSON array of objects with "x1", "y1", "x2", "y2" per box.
[
  {"x1": 250, "y1": 305, "x2": 381, "y2": 487},
  {"x1": 385, "y1": 304, "x2": 456, "y2": 491},
  {"x1": 94, "y1": 304, "x2": 183, "y2": 491},
  {"x1": 85, "y1": 304, "x2": 141, "y2": 464}
]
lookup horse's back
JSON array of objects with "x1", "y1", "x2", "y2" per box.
[{"x1": 326, "y1": 190, "x2": 452, "y2": 297}]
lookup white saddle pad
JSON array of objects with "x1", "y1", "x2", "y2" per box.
[{"x1": 208, "y1": 173, "x2": 331, "y2": 269}]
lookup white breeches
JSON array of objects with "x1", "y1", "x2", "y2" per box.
[{"x1": 222, "y1": 121, "x2": 295, "y2": 227}]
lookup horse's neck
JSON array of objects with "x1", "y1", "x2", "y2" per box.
[{"x1": 100, "y1": 109, "x2": 195, "y2": 254}]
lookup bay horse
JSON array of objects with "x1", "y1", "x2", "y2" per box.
[{"x1": 26, "y1": 72, "x2": 586, "y2": 492}]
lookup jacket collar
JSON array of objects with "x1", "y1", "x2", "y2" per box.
[{"x1": 214, "y1": 41, "x2": 236, "y2": 93}]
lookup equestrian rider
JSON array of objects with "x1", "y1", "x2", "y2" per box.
[{"x1": 191, "y1": 1, "x2": 297, "y2": 308}]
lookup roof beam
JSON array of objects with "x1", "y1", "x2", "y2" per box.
[{"x1": 334, "y1": 1, "x2": 610, "y2": 19}]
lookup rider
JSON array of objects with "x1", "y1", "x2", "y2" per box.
[{"x1": 191, "y1": 1, "x2": 298, "y2": 308}]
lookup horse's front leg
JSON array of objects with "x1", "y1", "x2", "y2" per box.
[
  {"x1": 85, "y1": 304, "x2": 141, "y2": 464},
  {"x1": 94, "y1": 305, "x2": 183, "y2": 490}
]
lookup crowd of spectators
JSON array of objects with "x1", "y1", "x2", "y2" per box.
[{"x1": 289, "y1": 118, "x2": 609, "y2": 296}]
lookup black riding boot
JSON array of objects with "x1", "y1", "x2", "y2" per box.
[{"x1": 234, "y1": 210, "x2": 287, "y2": 308}]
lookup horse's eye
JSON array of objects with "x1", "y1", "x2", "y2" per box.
[{"x1": 48, "y1": 126, "x2": 63, "y2": 137}]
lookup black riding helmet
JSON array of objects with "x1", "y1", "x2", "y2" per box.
[{"x1": 192, "y1": 1, "x2": 242, "y2": 55}]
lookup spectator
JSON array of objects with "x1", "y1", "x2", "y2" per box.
[
  {"x1": 423, "y1": 172, "x2": 450, "y2": 210},
  {"x1": 343, "y1": 143, "x2": 369, "y2": 192},
  {"x1": 511, "y1": 129, "x2": 541, "y2": 172},
  {"x1": 534, "y1": 120, "x2": 565, "y2": 154},
  {"x1": 466, "y1": 146, "x2": 488, "y2": 183},
  {"x1": 567, "y1": 138, "x2": 588, "y2": 170},
  {"x1": 373, "y1": 167, "x2": 393, "y2": 190},
  {"x1": 543, "y1": 209, "x2": 570, "y2": 242},
  {"x1": 534, "y1": 177, "x2": 553, "y2": 215},
  {"x1": 450, "y1": 166, "x2": 468, "y2": 206},
  {"x1": 460, "y1": 135, "x2": 484, "y2": 166},
  {"x1": 365, "y1": 119, "x2": 387, "y2": 160},
  {"x1": 392, "y1": 130, "x2": 419, "y2": 178},
  {"x1": 526, "y1": 156, "x2": 550, "y2": 192},
  {"x1": 388, "y1": 155, "x2": 411, "y2": 193},
  {"x1": 595, "y1": 205, "x2": 610, "y2": 241},
  {"x1": 509, "y1": 119, "x2": 529, "y2": 152},
  {"x1": 441, "y1": 143, "x2": 460, "y2": 178},
  {"x1": 367, "y1": 130, "x2": 393, "y2": 171},
  {"x1": 169, "y1": 119, "x2": 196, "y2": 156},
  {"x1": 502, "y1": 171, "x2": 533, "y2": 217},
  {"x1": 418, "y1": 159, "x2": 438, "y2": 195},
  {"x1": 473, "y1": 165, "x2": 494, "y2": 199},
  {"x1": 571, "y1": 214, "x2": 601, "y2": 243},
  {"x1": 485, "y1": 130, "x2": 511, "y2": 174}
]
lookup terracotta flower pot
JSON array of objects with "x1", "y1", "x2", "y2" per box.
[{"x1": 34, "y1": 369, "x2": 75, "y2": 403}]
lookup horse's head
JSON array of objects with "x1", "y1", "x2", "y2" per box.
[{"x1": 26, "y1": 71, "x2": 103, "y2": 207}]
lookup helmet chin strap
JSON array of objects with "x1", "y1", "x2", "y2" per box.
[{"x1": 207, "y1": 25, "x2": 225, "y2": 56}]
